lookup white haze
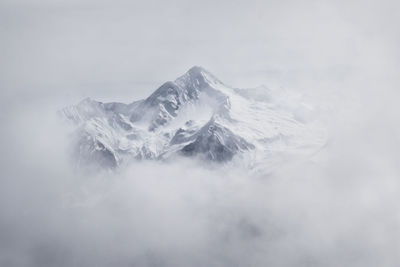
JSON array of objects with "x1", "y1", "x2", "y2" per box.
[{"x1": 1, "y1": 0, "x2": 400, "y2": 266}]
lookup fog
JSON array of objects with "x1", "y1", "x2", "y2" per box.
[{"x1": 1, "y1": 0, "x2": 400, "y2": 266}]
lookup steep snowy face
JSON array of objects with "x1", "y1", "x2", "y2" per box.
[
  {"x1": 129, "y1": 66, "x2": 230, "y2": 130},
  {"x1": 60, "y1": 66, "x2": 326, "y2": 170}
]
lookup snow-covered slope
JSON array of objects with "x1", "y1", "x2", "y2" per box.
[{"x1": 60, "y1": 66, "x2": 326, "y2": 170}]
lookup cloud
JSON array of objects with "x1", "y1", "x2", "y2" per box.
[
  {"x1": 0, "y1": 85, "x2": 399, "y2": 267},
  {"x1": 1, "y1": 0, "x2": 400, "y2": 266}
]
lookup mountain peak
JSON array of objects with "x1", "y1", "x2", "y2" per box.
[
  {"x1": 176, "y1": 66, "x2": 222, "y2": 87},
  {"x1": 187, "y1": 65, "x2": 207, "y2": 75},
  {"x1": 61, "y1": 66, "x2": 326, "y2": 169}
]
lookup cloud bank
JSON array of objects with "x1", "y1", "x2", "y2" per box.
[
  {"x1": 0, "y1": 79, "x2": 399, "y2": 266},
  {"x1": 1, "y1": 0, "x2": 399, "y2": 266}
]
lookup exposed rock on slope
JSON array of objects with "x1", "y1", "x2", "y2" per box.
[{"x1": 60, "y1": 66, "x2": 325, "y2": 169}]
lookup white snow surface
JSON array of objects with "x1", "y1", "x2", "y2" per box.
[{"x1": 60, "y1": 66, "x2": 326, "y2": 171}]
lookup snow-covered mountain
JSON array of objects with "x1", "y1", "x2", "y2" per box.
[{"x1": 61, "y1": 66, "x2": 326, "y2": 170}]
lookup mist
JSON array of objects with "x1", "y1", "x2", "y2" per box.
[
  {"x1": 1, "y1": 0, "x2": 400, "y2": 266},
  {"x1": 1, "y1": 96, "x2": 399, "y2": 266}
]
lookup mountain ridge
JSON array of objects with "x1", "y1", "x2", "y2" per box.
[{"x1": 60, "y1": 66, "x2": 326, "y2": 170}]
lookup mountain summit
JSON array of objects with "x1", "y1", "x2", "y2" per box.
[{"x1": 61, "y1": 66, "x2": 325, "y2": 170}]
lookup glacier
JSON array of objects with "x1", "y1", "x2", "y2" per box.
[{"x1": 60, "y1": 66, "x2": 326, "y2": 170}]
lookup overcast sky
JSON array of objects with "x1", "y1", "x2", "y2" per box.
[
  {"x1": 1, "y1": 1, "x2": 400, "y2": 266},
  {"x1": 1, "y1": 0, "x2": 399, "y2": 105}
]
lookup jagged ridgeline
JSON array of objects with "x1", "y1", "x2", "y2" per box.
[{"x1": 60, "y1": 66, "x2": 325, "y2": 169}]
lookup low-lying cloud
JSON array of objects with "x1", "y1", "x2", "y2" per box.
[
  {"x1": 0, "y1": 88, "x2": 399, "y2": 267},
  {"x1": 1, "y1": 0, "x2": 400, "y2": 266}
]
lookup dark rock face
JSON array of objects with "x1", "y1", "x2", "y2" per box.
[{"x1": 180, "y1": 122, "x2": 254, "y2": 162}]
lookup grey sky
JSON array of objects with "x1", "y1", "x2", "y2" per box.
[
  {"x1": 1, "y1": 1, "x2": 400, "y2": 266},
  {"x1": 1, "y1": 0, "x2": 399, "y2": 105}
]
